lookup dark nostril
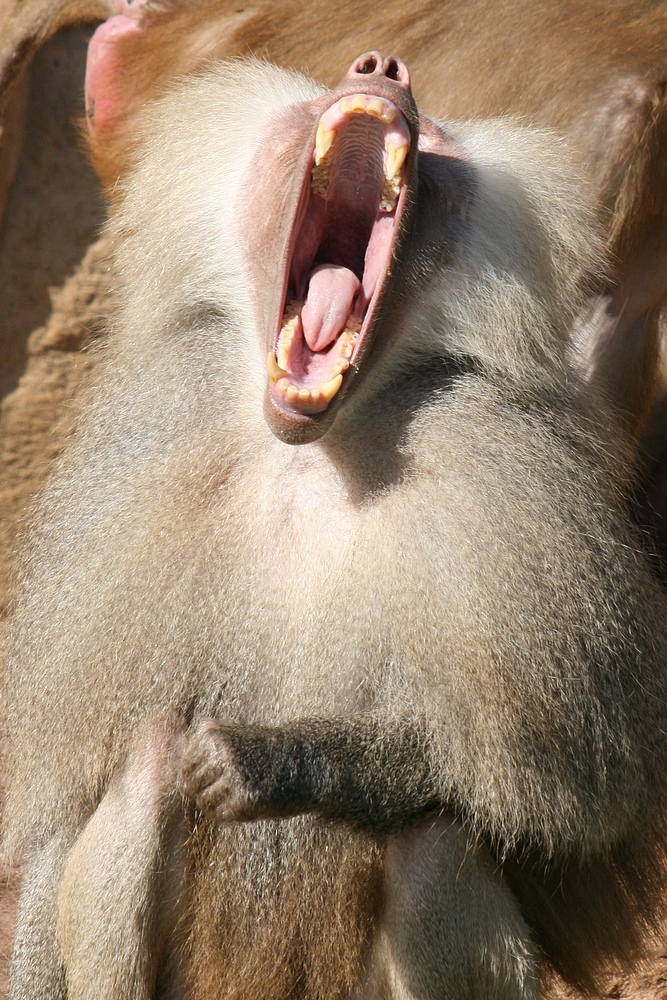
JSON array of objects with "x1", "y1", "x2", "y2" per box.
[
  {"x1": 349, "y1": 51, "x2": 384, "y2": 77},
  {"x1": 384, "y1": 58, "x2": 399, "y2": 81},
  {"x1": 358, "y1": 54, "x2": 378, "y2": 74},
  {"x1": 382, "y1": 56, "x2": 410, "y2": 87}
]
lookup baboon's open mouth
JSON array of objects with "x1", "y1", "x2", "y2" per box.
[{"x1": 267, "y1": 93, "x2": 411, "y2": 416}]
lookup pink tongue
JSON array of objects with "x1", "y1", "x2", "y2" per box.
[{"x1": 301, "y1": 265, "x2": 360, "y2": 351}]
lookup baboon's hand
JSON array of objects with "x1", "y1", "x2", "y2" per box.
[{"x1": 181, "y1": 719, "x2": 259, "y2": 821}]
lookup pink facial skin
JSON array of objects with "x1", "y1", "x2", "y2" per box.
[{"x1": 85, "y1": 4, "x2": 148, "y2": 134}]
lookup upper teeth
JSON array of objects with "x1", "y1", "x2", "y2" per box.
[
  {"x1": 339, "y1": 94, "x2": 397, "y2": 123},
  {"x1": 385, "y1": 142, "x2": 407, "y2": 180},
  {"x1": 310, "y1": 94, "x2": 409, "y2": 208},
  {"x1": 311, "y1": 161, "x2": 331, "y2": 196},
  {"x1": 380, "y1": 176, "x2": 401, "y2": 212},
  {"x1": 315, "y1": 124, "x2": 336, "y2": 166}
]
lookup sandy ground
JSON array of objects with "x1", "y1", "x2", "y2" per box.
[{"x1": 0, "y1": 27, "x2": 108, "y2": 620}]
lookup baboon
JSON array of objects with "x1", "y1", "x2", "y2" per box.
[{"x1": 4, "y1": 7, "x2": 667, "y2": 1000}]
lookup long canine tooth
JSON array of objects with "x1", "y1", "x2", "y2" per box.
[
  {"x1": 319, "y1": 374, "x2": 343, "y2": 403},
  {"x1": 315, "y1": 123, "x2": 336, "y2": 165},
  {"x1": 385, "y1": 143, "x2": 408, "y2": 180},
  {"x1": 267, "y1": 353, "x2": 287, "y2": 383}
]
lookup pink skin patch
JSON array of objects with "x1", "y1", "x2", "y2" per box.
[{"x1": 85, "y1": 10, "x2": 144, "y2": 134}]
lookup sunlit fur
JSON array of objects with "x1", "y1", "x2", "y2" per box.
[{"x1": 4, "y1": 59, "x2": 667, "y2": 1000}]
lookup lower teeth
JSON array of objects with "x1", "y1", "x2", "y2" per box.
[{"x1": 269, "y1": 310, "x2": 362, "y2": 408}]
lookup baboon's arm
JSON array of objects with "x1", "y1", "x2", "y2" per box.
[{"x1": 181, "y1": 716, "x2": 442, "y2": 835}]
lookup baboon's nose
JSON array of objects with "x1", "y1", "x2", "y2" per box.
[{"x1": 344, "y1": 52, "x2": 411, "y2": 91}]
